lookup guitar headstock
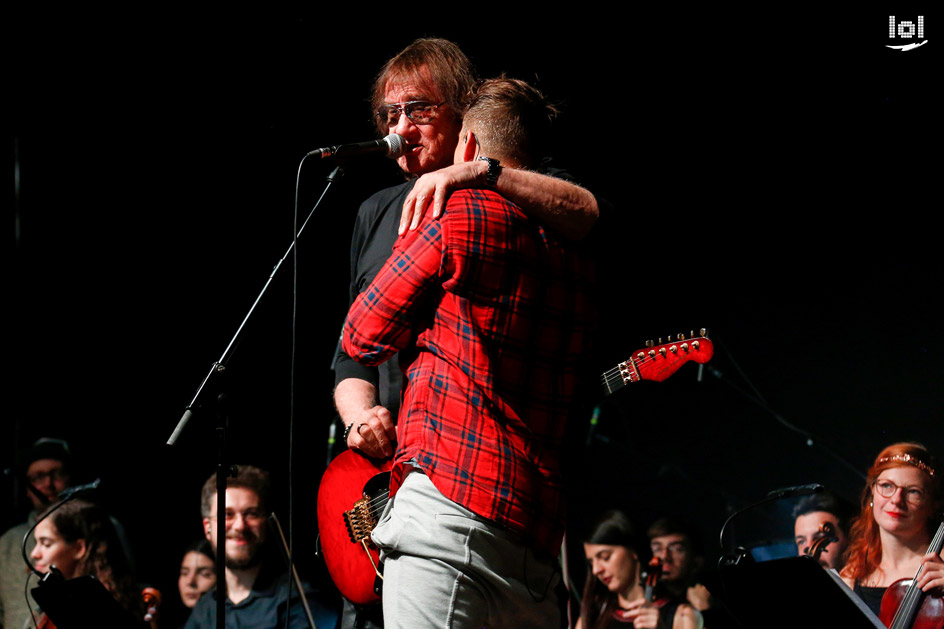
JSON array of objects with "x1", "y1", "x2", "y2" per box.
[{"x1": 602, "y1": 328, "x2": 714, "y2": 394}]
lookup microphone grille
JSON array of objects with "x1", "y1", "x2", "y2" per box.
[{"x1": 384, "y1": 134, "x2": 406, "y2": 158}]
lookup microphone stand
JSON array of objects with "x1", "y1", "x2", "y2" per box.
[
  {"x1": 717, "y1": 483, "x2": 824, "y2": 566},
  {"x1": 165, "y1": 163, "x2": 346, "y2": 629}
]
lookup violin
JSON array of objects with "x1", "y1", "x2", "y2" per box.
[
  {"x1": 643, "y1": 556, "x2": 663, "y2": 604},
  {"x1": 142, "y1": 587, "x2": 161, "y2": 624},
  {"x1": 879, "y1": 521, "x2": 944, "y2": 629},
  {"x1": 805, "y1": 521, "x2": 839, "y2": 565}
]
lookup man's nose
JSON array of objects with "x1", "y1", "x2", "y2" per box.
[
  {"x1": 393, "y1": 111, "x2": 416, "y2": 136},
  {"x1": 230, "y1": 513, "x2": 247, "y2": 531}
]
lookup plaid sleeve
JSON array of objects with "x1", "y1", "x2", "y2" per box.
[{"x1": 342, "y1": 218, "x2": 445, "y2": 366}]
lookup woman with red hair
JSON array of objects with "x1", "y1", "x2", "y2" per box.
[{"x1": 840, "y1": 442, "x2": 944, "y2": 616}]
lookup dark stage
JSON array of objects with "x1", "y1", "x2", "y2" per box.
[{"x1": 10, "y1": 8, "x2": 939, "y2": 618}]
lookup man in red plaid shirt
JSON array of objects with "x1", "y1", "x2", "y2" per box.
[{"x1": 343, "y1": 78, "x2": 595, "y2": 628}]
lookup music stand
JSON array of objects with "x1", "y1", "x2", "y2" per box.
[
  {"x1": 32, "y1": 575, "x2": 142, "y2": 628},
  {"x1": 712, "y1": 556, "x2": 884, "y2": 628}
]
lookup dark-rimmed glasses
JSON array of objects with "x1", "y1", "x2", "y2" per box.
[{"x1": 380, "y1": 101, "x2": 445, "y2": 127}]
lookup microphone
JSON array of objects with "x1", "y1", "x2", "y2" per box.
[
  {"x1": 58, "y1": 478, "x2": 101, "y2": 500},
  {"x1": 308, "y1": 134, "x2": 406, "y2": 159}
]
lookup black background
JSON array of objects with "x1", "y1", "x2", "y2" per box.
[{"x1": 10, "y1": 8, "x2": 939, "y2": 612}]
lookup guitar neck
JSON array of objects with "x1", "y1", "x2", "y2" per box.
[{"x1": 601, "y1": 332, "x2": 714, "y2": 395}]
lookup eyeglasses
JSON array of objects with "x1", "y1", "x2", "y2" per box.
[
  {"x1": 209, "y1": 509, "x2": 268, "y2": 525},
  {"x1": 379, "y1": 101, "x2": 445, "y2": 127},
  {"x1": 27, "y1": 469, "x2": 67, "y2": 485},
  {"x1": 873, "y1": 479, "x2": 927, "y2": 505},
  {"x1": 650, "y1": 541, "x2": 688, "y2": 556}
]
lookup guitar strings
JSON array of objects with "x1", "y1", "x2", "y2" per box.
[{"x1": 600, "y1": 345, "x2": 703, "y2": 387}]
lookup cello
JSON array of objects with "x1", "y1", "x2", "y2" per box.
[{"x1": 879, "y1": 520, "x2": 944, "y2": 629}]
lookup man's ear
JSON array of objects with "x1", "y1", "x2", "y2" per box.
[
  {"x1": 203, "y1": 517, "x2": 212, "y2": 542},
  {"x1": 458, "y1": 129, "x2": 479, "y2": 163}
]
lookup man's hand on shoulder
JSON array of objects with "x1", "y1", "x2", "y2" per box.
[{"x1": 400, "y1": 161, "x2": 486, "y2": 235}]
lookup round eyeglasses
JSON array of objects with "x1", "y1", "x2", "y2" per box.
[{"x1": 873, "y1": 479, "x2": 927, "y2": 505}]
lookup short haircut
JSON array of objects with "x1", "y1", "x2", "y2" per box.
[
  {"x1": 461, "y1": 77, "x2": 558, "y2": 169},
  {"x1": 200, "y1": 465, "x2": 270, "y2": 518},
  {"x1": 371, "y1": 38, "x2": 477, "y2": 135},
  {"x1": 646, "y1": 516, "x2": 703, "y2": 556},
  {"x1": 792, "y1": 490, "x2": 855, "y2": 534}
]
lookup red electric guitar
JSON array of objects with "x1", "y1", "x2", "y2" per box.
[
  {"x1": 601, "y1": 329, "x2": 714, "y2": 395},
  {"x1": 317, "y1": 449, "x2": 392, "y2": 605},
  {"x1": 319, "y1": 329, "x2": 714, "y2": 605}
]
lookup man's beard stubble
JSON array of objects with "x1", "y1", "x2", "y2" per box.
[{"x1": 216, "y1": 530, "x2": 265, "y2": 570}]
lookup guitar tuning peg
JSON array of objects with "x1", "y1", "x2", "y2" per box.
[
  {"x1": 645, "y1": 339, "x2": 653, "y2": 348},
  {"x1": 678, "y1": 332, "x2": 686, "y2": 341},
  {"x1": 681, "y1": 343, "x2": 689, "y2": 352},
  {"x1": 669, "y1": 345, "x2": 678, "y2": 354},
  {"x1": 700, "y1": 327, "x2": 707, "y2": 337},
  {"x1": 659, "y1": 347, "x2": 667, "y2": 357},
  {"x1": 658, "y1": 337, "x2": 663, "y2": 345}
]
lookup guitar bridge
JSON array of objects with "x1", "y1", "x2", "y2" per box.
[{"x1": 343, "y1": 495, "x2": 380, "y2": 544}]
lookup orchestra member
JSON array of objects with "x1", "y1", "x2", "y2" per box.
[
  {"x1": 185, "y1": 465, "x2": 338, "y2": 629},
  {"x1": 791, "y1": 490, "x2": 852, "y2": 570},
  {"x1": 30, "y1": 499, "x2": 146, "y2": 625},
  {"x1": 178, "y1": 539, "x2": 216, "y2": 609},
  {"x1": 578, "y1": 511, "x2": 702, "y2": 629},
  {"x1": 0, "y1": 438, "x2": 74, "y2": 629},
  {"x1": 840, "y1": 442, "x2": 944, "y2": 617}
]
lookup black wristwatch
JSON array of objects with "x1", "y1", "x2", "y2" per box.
[{"x1": 478, "y1": 156, "x2": 501, "y2": 187}]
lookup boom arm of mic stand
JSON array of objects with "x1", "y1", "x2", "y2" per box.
[{"x1": 166, "y1": 164, "x2": 345, "y2": 445}]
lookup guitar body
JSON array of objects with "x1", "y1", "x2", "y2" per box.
[{"x1": 317, "y1": 449, "x2": 392, "y2": 605}]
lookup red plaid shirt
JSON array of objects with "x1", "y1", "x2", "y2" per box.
[{"x1": 342, "y1": 188, "x2": 594, "y2": 554}]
